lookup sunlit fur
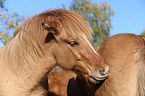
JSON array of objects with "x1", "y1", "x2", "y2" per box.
[
  {"x1": 0, "y1": 9, "x2": 107, "y2": 96},
  {"x1": 96, "y1": 34, "x2": 145, "y2": 96},
  {"x1": 4, "y1": 9, "x2": 93, "y2": 77},
  {"x1": 47, "y1": 34, "x2": 145, "y2": 96}
]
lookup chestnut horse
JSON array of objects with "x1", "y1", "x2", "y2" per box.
[
  {"x1": 48, "y1": 33, "x2": 145, "y2": 96},
  {"x1": 0, "y1": 9, "x2": 109, "y2": 96}
]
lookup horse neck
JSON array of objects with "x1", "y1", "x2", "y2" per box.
[
  {"x1": 4, "y1": 31, "x2": 57, "y2": 87},
  {"x1": 27, "y1": 53, "x2": 56, "y2": 86}
]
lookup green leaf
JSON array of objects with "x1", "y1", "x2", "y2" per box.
[{"x1": 69, "y1": 0, "x2": 114, "y2": 47}]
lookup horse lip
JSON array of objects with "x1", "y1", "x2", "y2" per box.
[{"x1": 89, "y1": 73, "x2": 108, "y2": 82}]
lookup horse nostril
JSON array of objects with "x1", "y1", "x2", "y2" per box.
[
  {"x1": 98, "y1": 66, "x2": 109, "y2": 76},
  {"x1": 88, "y1": 66, "x2": 109, "y2": 83},
  {"x1": 98, "y1": 66, "x2": 109, "y2": 75}
]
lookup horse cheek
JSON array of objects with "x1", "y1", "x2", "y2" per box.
[{"x1": 55, "y1": 45, "x2": 75, "y2": 69}]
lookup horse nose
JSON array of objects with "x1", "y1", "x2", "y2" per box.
[
  {"x1": 98, "y1": 65, "x2": 109, "y2": 77},
  {"x1": 89, "y1": 66, "x2": 109, "y2": 83}
]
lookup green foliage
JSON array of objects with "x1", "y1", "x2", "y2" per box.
[
  {"x1": 141, "y1": 29, "x2": 145, "y2": 35},
  {"x1": 0, "y1": 9, "x2": 25, "y2": 45},
  {"x1": 0, "y1": 32, "x2": 11, "y2": 45},
  {"x1": 0, "y1": 0, "x2": 25, "y2": 46},
  {"x1": 0, "y1": 0, "x2": 5, "y2": 8},
  {"x1": 69, "y1": 0, "x2": 114, "y2": 47}
]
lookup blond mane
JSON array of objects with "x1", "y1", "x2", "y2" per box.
[
  {"x1": 4, "y1": 9, "x2": 93, "y2": 77},
  {"x1": 13, "y1": 14, "x2": 38, "y2": 37},
  {"x1": 39, "y1": 9, "x2": 93, "y2": 40}
]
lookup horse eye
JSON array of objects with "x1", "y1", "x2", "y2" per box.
[{"x1": 68, "y1": 41, "x2": 78, "y2": 47}]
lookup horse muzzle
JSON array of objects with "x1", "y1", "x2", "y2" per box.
[{"x1": 89, "y1": 66, "x2": 109, "y2": 83}]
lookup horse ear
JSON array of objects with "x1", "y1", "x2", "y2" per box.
[
  {"x1": 42, "y1": 21, "x2": 60, "y2": 43},
  {"x1": 42, "y1": 22, "x2": 51, "y2": 30},
  {"x1": 42, "y1": 21, "x2": 58, "y2": 35}
]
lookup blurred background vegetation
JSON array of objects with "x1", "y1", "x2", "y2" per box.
[
  {"x1": 141, "y1": 29, "x2": 145, "y2": 35},
  {"x1": 0, "y1": 0, "x2": 144, "y2": 46},
  {"x1": 69, "y1": 0, "x2": 114, "y2": 47},
  {"x1": 0, "y1": 0, "x2": 24, "y2": 45}
]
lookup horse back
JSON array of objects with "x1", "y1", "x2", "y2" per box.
[{"x1": 96, "y1": 33, "x2": 145, "y2": 96}]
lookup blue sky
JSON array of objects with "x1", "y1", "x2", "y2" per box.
[{"x1": 0, "y1": 0, "x2": 145, "y2": 46}]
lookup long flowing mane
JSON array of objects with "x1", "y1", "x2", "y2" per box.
[
  {"x1": 4, "y1": 9, "x2": 93, "y2": 77},
  {"x1": 13, "y1": 14, "x2": 38, "y2": 37}
]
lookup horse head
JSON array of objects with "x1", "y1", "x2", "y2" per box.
[{"x1": 40, "y1": 9, "x2": 109, "y2": 83}]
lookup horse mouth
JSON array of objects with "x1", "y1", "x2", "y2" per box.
[
  {"x1": 89, "y1": 66, "x2": 109, "y2": 83},
  {"x1": 89, "y1": 73, "x2": 108, "y2": 83}
]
